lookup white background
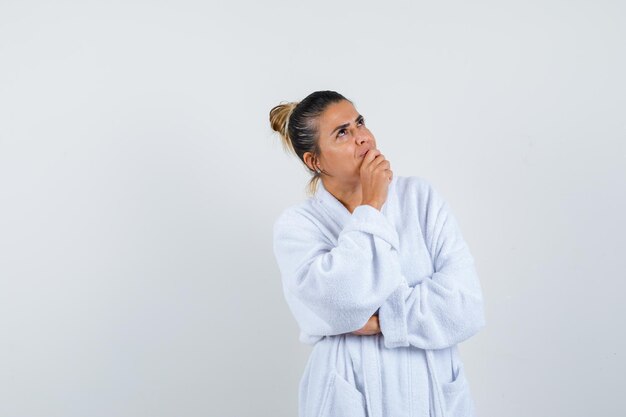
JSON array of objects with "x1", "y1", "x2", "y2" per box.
[{"x1": 1, "y1": 1, "x2": 624, "y2": 416}]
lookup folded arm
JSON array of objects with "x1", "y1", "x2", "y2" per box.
[
  {"x1": 273, "y1": 204, "x2": 404, "y2": 337},
  {"x1": 377, "y1": 181, "x2": 486, "y2": 350}
]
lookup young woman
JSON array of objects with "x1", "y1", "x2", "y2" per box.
[{"x1": 270, "y1": 90, "x2": 486, "y2": 417}]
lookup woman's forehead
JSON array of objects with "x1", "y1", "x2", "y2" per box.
[{"x1": 319, "y1": 101, "x2": 359, "y2": 134}]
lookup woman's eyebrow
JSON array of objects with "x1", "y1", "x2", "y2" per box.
[{"x1": 330, "y1": 114, "x2": 364, "y2": 135}]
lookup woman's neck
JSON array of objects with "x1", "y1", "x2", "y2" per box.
[{"x1": 322, "y1": 178, "x2": 363, "y2": 214}]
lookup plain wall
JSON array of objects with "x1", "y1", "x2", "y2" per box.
[{"x1": 1, "y1": 1, "x2": 624, "y2": 416}]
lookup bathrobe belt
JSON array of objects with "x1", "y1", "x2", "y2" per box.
[{"x1": 361, "y1": 337, "x2": 446, "y2": 417}]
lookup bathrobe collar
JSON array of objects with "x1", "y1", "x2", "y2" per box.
[{"x1": 314, "y1": 176, "x2": 397, "y2": 224}]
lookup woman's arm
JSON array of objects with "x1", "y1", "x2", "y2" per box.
[
  {"x1": 273, "y1": 204, "x2": 404, "y2": 338},
  {"x1": 377, "y1": 181, "x2": 486, "y2": 349}
]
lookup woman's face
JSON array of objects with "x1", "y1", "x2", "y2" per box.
[{"x1": 311, "y1": 100, "x2": 377, "y2": 181}]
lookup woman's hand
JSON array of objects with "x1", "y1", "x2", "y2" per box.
[
  {"x1": 351, "y1": 314, "x2": 381, "y2": 336},
  {"x1": 360, "y1": 149, "x2": 393, "y2": 211}
]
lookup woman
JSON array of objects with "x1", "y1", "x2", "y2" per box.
[{"x1": 269, "y1": 90, "x2": 486, "y2": 417}]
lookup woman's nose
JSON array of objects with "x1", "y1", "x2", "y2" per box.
[{"x1": 356, "y1": 133, "x2": 370, "y2": 144}]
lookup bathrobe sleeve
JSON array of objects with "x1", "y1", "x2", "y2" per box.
[
  {"x1": 273, "y1": 204, "x2": 405, "y2": 337},
  {"x1": 377, "y1": 181, "x2": 486, "y2": 350}
]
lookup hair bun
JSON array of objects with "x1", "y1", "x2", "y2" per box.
[
  {"x1": 269, "y1": 101, "x2": 298, "y2": 154},
  {"x1": 269, "y1": 102, "x2": 297, "y2": 135}
]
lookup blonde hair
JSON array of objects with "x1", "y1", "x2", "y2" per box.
[
  {"x1": 269, "y1": 90, "x2": 350, "y2": 196},
  {"x1": 269, "y1": 101, "x2": 299, "y2": 157}
]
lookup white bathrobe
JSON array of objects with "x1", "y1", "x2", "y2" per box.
[{"x1": 272, "y1": 175, "x2": 486, "y2": 417}]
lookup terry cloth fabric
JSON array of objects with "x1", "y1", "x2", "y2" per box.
[{"x1": 273, "y1": 175, "x2": 486, "y2": 417}]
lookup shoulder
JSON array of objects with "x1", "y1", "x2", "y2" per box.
[
  {"x1": 394, "y1": 175, "x2": 452, "y2": 233},
  {"x1": 273, "y1": 199, "x2": 323, "y2": 235},
  {"x1": 394, "y1": 175, "x2": 440, "y2": 202},
  {"x1": 272, "y1": 199, "x2": 334, "y2": 254}
]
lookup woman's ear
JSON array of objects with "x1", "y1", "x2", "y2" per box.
[
  {"x1": 312, "y1": 156, "x2": 321, "y2": 173},
  {"x1": 303, "y1": 152, "x2": 316, "y2": 171}
]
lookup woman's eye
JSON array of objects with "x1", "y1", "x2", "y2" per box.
[{"x1": 337, "y1": 119, "x2": 364, "y2": 138}]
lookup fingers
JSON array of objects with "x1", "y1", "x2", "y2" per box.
[
  {"x1": 352, "y1": 315, "x2": 381, "y2": 335},
  {"x1": 365, "y1": 149, "x2": 381, "y2": 161},
  {"x1": 363, "y1": 149, "x2": 382, "y2": 167},
  {"x1": 363, "y1": 149, "x2": 390, "y2": 172},
  {"x1": 352, "y1": 327, "x2": 382, "y2": 336},
  {"x1": 371, "y1": 158, "x2": 392, "y2": 180}
]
